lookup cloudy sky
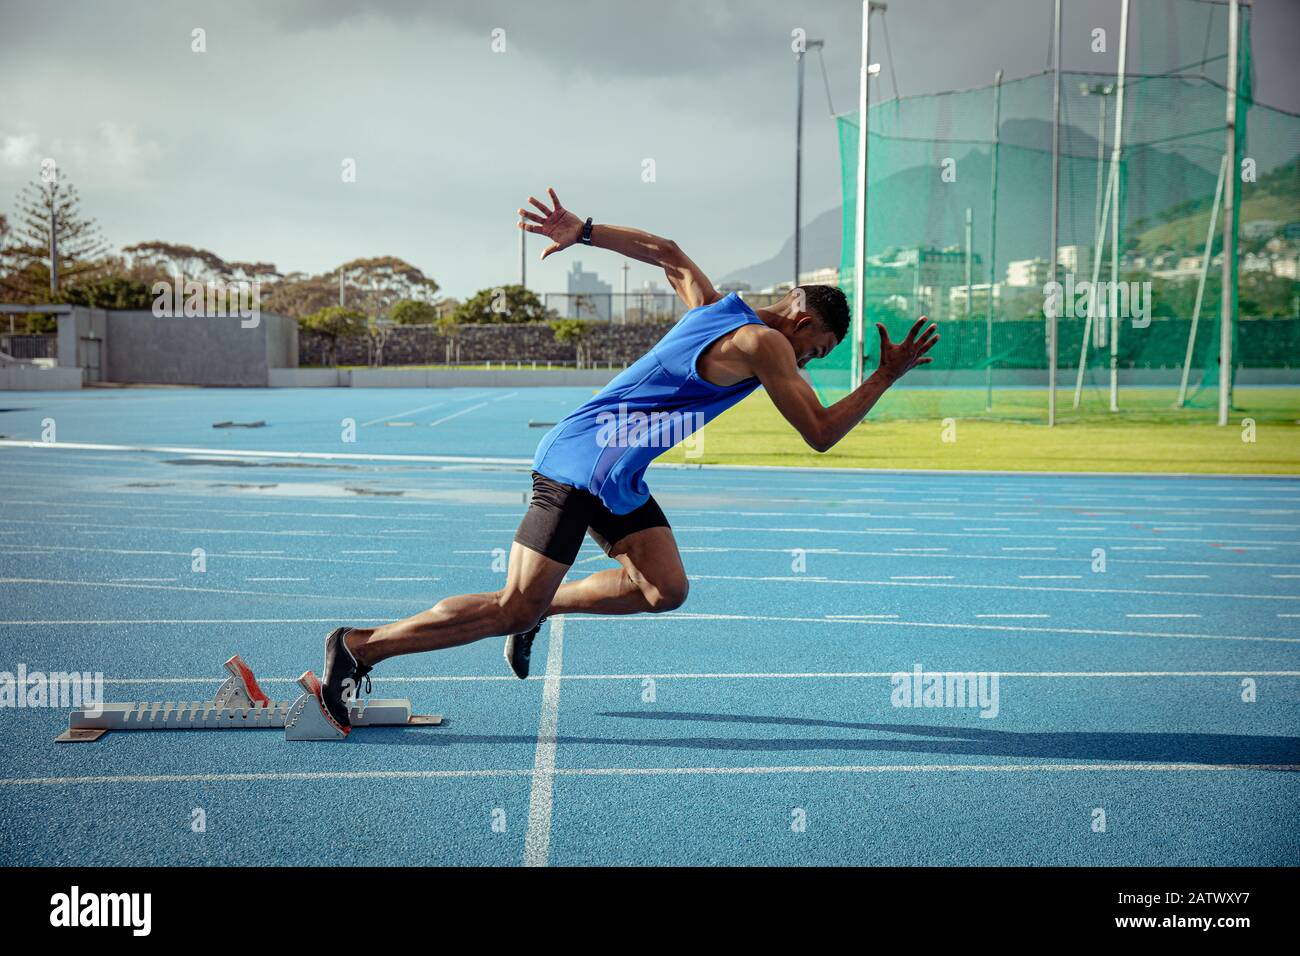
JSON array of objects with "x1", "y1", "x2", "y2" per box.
[{"x1": 2, "y1": 0, "x2": 1296, "y2": 300}]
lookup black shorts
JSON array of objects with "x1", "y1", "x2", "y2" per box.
[{"x1": 513, "y1": 471, "x2": 670, "y2": 566}]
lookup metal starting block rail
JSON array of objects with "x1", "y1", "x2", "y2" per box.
[{"x1": 56, "y1": 655, "x2": 443, "y2": 743}]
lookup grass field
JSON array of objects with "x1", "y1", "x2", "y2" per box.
[{"x1": 660, "y1": 386, "x2": 1300, "y2": 474}]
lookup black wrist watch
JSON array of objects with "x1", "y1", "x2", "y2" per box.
[{"x1": 580, "y1": 217, "x2": 594, "y2": 245}]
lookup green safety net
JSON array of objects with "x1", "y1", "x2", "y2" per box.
[{"x1": 816, "y1": 0, "x2": 1300, "y2": 423}]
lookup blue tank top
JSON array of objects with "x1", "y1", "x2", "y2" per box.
[{"x1": 533, "y1": 292, "x2": 765, "y2": 514}]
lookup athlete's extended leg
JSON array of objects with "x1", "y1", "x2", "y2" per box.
[{"x1": 345, "y1": 542, "x2": 568, "y2": 667}]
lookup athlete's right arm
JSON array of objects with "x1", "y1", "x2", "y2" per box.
[
  {"x1": 516, "y1": 187, "x2": 720, "y2": 309},
  {"x1": 738, "y1": 320, "x2": 936, "y2": 453}
]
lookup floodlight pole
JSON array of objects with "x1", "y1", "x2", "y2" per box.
[
  {"x1": 795, "y1": 39, "x2": 823, "y2": 287},
  {"x1": 520, "y1": 221, "x2": 527, "y2": 290},
  {"x1": 1219, "y1": 0, "x2": 1240, "y2": 426},
  {"x1": 852, "y1": 2, "x2": 884, "y2": 390},
  {"x1": 1108, "y1": 0, "x2": 1129, "y2": 413},
  {"x1": 987, "y1": 70, "x2": 1003, "y2": 411},
  {"x1": 1047, "y1": 0, "x2": 1062, "y2": 426}
]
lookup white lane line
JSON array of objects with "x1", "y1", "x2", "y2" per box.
[
  {"x1": 892, "y1": 547, "x2": 949, "y2": 553},
  {"x1": 1144, "y1": 574, "x2": 1210, "y2": 579},
  {"x1": 889, "y1": 575, "x2": 954, "y2": 581},
  {"x1": 359, "y1": 399, "x2": 452, "y2": 428},
  {"x1": 1126, "y1": 613, "x2": 1202, "y2": 619},
  {"x1": 430, "y1": 391, "x2": 519, "y2": 428},
  {"x1": 607, "y1": 611, "x2": 1296, "y2": 645},
  {"x1": 0, "y1": 618, "x2": 390, "y2": 625},
  {"x1": 374, "y1": 577, "x2": 439, "y2": 582},
  {"x1": 825, "y1": 614, "x2": 900, "y2": 620},
  {"x1": 429, "y1": 402, "x2": 490, "y2": 427},
  {"x1": 0, "y1": 439, "x2": 530, "y2": 467},
  {"x1": 76, "y1": 669, "x2": 1300, "y2": 686},
  {"x1": 243, "y1": 577, "x2": 309, "y2": 582},
  {"x1": 1002, "y1": 547, "x2": 1056, "y2": 552},
  {"x1": 0, "y1": 578, "x2": 401, "y2": 604},
  {"x1": 1018, "y1": 575, "x2": 1082, "y2": 580},
  {"x1": 975, "y1": 614, "x2": 1049, "y2": 619},
  {"x1": 689, "y1": 573, "x2": 1296, "y2": 603},
  {"x1": 1112, "y1": 546, "x2": 1165, "y2": 551},
  {"x1": 340, "y1": 550, "x2": 398, "y2": 555},
  {"x1": 5, "y1": 762, "x2": 1296, "y2": 787},
  {"x1": 963, "y1": 527, "x2": 1011, "y2": 532},
  {"x1": 110, "y1": 577, "x2": 177, "y2": 583},
  {"x1": 1278, "y1": 614, "x2": 1300, "y2": 618},
  {"x1": 1271, "y1": 574, "x2": 1300, "y2": 579},
  {"x1": 523, "y1": 615, "x2": 565, "y2": 868}
]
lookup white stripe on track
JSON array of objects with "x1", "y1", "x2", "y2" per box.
[
  {"x1": 4, "y1": 761, "x2": 1295, "y2": 787},
  {"x1": 523, "y1": 615, "x2": 565, "y2": 868}
]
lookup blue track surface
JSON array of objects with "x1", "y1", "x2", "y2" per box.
[{"x1": 0, "y1": 387, "x2": 1296, "y2": 866}]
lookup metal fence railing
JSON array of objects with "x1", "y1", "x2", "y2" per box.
[
  {"x1": 0, "y1": 335, "x2": 57, "y2": 360},
  {"x1": 541, "y1": 291, "x2": 785, "y2": 323}
]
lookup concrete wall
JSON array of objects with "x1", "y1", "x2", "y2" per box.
[
  {"x1": 96, "y1": 311, "x2": 296, "y2": 386},
  {"x1": 0, "y1": 365, "x2": 84, "y2": 390},
  {"x1": 268, "y1": 367, "x2": 619, "y2": 388}
]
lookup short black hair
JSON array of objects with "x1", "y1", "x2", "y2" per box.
[{"x1": 795, "y1": 284, "x2": 850, "y2": 342}]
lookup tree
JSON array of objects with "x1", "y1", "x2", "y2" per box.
[
  {"x1": 333, "y1": 256, "x2": 439, "y2": 317},
  {"x1": 389, "y1": 298, "x2": 438, "y2": 325},
  {"x1": 300, "y1": 305, "x2": 366, "y2": 367},
  {"x1": 453, "y1": 285, "x2": 552, "y2": 325},
  {"x1": 0, "y1": 173, "x2": 109, "y2": 300},
  {"x1": 261, "y1": 271, "x2": 340, "y2": 319},
  {"x1": 57, "y1": 275, "x2": 154, "y2": 310},
  {"x1": 122, "y1": 241, "x2": 231, "y2": 282},
  {"x1": 367, "y1": 318, "x2": 394, "y2": 367},
  {"x1": 549, "y1": 318, "x2": 594, "y2": 367}
]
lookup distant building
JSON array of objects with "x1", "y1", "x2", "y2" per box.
[
  {"x1": 1242, "y1": 219, "x2": 1280, "y2": 240},
  {"x1": 1057, "y1": 245, "x2": 1093, "y2": 278},
  {"x1": 717, "y1": 280, "x2": 752, "y2": 294},
  {"x1": 797, "y1": 266, "x2": 840, "y2": 287},
  {"x1": 567, "y1": 261, "x2": 612, "y2": 320},
  {"x1": 1006, "y1": 258, "x2": 1050, "y2": 288},
  {"x1": 949, "y1": 282, "x2": 1003, "y2": 315}
]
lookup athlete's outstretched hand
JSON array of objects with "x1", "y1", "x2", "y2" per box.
[
  {"x1": 518, "y1": 188, "x2": 584, "y2": 260},
  {"x1": 875, "y1": 317, "x2": 939, "y2": 383}
]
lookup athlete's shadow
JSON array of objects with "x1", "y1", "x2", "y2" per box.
[{"x1": 586, "y1": 711, "x2": 1300, "y2": 768}]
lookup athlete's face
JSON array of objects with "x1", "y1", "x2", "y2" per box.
[{"x1": 791, "y1": 314, "x2": 839, "y2": 369}]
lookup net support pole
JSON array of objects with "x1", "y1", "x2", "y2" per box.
[
  {"x1": 1108, "y1": 0, "x2": 1129, "y2": 413},
  {"x1": 987, "y1": 70, "x2": 1002, "y2": 412},
  {"x1": 1177, "y1": 154, "x2": 1228, "y2": 408},
  {"x1": 1073, "y1": 160, "x2": 1117, "y2": 408},
  {"x1": 1047, "y1": 0, "x2": 1061, "y2": 426},
  {"x1": 851, "y1": 1, "x2": 874, "y2": 391},
  {"x1": 964, "y1": 208, "x2": 973, "y2": 322},
  {"x1": 1219, "y1": 0, "x2": 1240, "y2": 427}
]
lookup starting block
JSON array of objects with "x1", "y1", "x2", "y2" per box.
[{"x1": 56, "y1": 655, "x2": 443, "y2": 743}]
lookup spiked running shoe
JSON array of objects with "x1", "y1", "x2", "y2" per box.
[
  {"x1": 319, "y1": 626, "x2": 373, "y2": 733},
  {"x1": 504, "y1": 617, "x2": 546, "y2": 680}
]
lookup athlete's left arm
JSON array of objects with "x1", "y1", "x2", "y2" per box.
[
  {"x1": 516, "y1": 188, "x2": 721, "y2": 309},
  {"x1": 739, "y1": 318, "x2": 937, "y2": 453}
]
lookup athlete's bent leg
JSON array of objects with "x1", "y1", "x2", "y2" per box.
[
  {"x1": 546, "y1": 526, "x2": 689, "y2": 616},
  {"x1": 346, "y1": 542, "x2": 568, "y2": 666}
]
